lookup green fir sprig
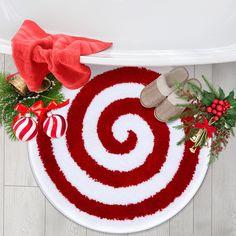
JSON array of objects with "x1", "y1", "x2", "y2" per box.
[
  {"x1": 0, "y1": 73, "x2": 65, "y2": 140},
  {"x1": 169, "y1": 75, "x2": 236, "y2": 162}
]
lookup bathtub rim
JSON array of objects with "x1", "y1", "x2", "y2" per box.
[{"x1": 1, "y1": 39, "x2": 236, "y2": 66}]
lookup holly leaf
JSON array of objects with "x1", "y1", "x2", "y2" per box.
[
  {"x1": 227, "y1": 108, "x2": 236, "y2": 117},
  {"x1": 202, "y1": 91, "x2": 215, "y2": 106},
  {"x1": 202, "y1": 98, "x2": 212, "y2": 106},
  {"x1": 202, "y1": 75, "x2": 219, "y2": 97},
  {"x1": 230, "y1": 99, "x2": 236, "y2": 107},
  {"x1": 226, "y1": 119, "x2": 236, "y2": 127},
  {"x1": 225, "y1": 90, "x2": 235, "y2": 103},
  {"x1": 218, "y1": 87, "x2": 225, "y2": 100}
]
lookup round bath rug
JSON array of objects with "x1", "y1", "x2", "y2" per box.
[{"x1": 28, "y1": 67, "x2": 210, "y2": 234}]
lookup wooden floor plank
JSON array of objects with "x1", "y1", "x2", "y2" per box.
[
  {"x1": 128, "y1": 223, "x2": 169, "y2": 236},
  {"x1": 0, "y1": 53, "x2": 5, "y2": 236},
  {"x1": 86, "y1": 229, "x2": 105, "y2": 236},
  {"x1": 3, "y1": 55, "x2": 37, "y2": 186},
  {"x1": 0, "y1": 54, "x2": 4, "y2": 72},
  {"x1": 170, "y1": 201, "x2": 193, "y2": 236},
  {"x1": 212, "y1": 62, "x2": 236, "y2": 236},
  {"x1": 45, "y1": 200, "x2": 86, "y2": 236},
  {"x1": 3, "y1": 55, "x2": 17, "y2": 73},
  {"x1": 193, "y1": 65, "x2": 212, "y2": 236},
  {"x1": 87, "y1": 229, "x2": 127, "y2": 236},
  {"x1": 4, "y1": 186, "x2": 45, "y2": 236},
  {"x1": 4, "y1": 136, "x2": 37, "y2": 186},
  {"x1": 0, "y1": 128, "x2": 4, "y2": 236}
]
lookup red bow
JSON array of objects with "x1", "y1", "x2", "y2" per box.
[
  {"x1": 13, "y1": 99, "x2": 69, "y2": 125},
  {"x1": 195, "y1": 118, "x2": 216, "y2": 138}
]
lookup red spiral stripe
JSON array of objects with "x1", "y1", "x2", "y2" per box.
[
  {"x1": 36, "y1": 67, "x2": 200, "y2": 220},
  {"x1": 66, "y1": 67, "x2": 169, "y2": 187},
  {"x1": 37, "y1": 125, "x2": 199, "y2": 220},
  {"x1": 96, "y1": 98, "x2": 169, "y2": 186}
]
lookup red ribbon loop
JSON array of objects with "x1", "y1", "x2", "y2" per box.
[
  {"x1": 6, "y1": 72, "x2": 19, "y2": 82},
  {"x1": 195, "y1": 118, "x2": 216, "y2": 138},
  {"x1": 13, "y1": 99, "x2": 69, "y2": 125}
]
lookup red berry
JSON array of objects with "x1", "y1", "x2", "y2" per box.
[
  {"x1": 219, "y1": 100, "x2": 224, "y2": 105},
  {"x1": 213, "y1": 99, "x2": 219, "y2": 104},
  {"x1": 216, "y1": 105, "x2": 223, "y2": 111},
  {"x1": 214, "y1": 116, "x2": 219, "y2": 121},
  {"x1": 212, "y1": 104, "x2": 216, "y2": 108},
  {"x1": 212, "y1": 109, "x2": 217, "y2": 114},
  {"x1": 217, "y1": 112, "x2": 222, "y2": 116},
  {"x1": 207, "y1": 107, "x2": 212, "y2": 113}
]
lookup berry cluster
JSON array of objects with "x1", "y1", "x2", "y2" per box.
[{"x1": 206, "y1": 99, "x2": 231, "y2": 121}]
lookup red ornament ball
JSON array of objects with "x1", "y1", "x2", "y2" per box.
[
  {"x1": 214, "y1": 116, "x2": 219, "y2": 121},
  {"x1": 216, "y1": 105, "x2": 223, "y2": 111},
  {"x1": 219, "y1": 100, "x2": 224, "y2": 105},
  {"x1": 213, "y1": 99, "x2": 219, "y2": 104},
  {"x1": 43, "y1": 114, "x2": 67, "y2": 138},
  {"x1": 13, "y1": 116, "x2": 38, "y2": 141},
  {"x1": 212, "y1": 104, "x2": 216, "y2": 108},
  {"x1": 217, "y1": 112, "x2": 222, "y2": 117},
  {"x1": 212, "y1": 109, "x2": 217, "y2": 115},
  {"x1": 207, "y1": 107, "x2": 212, "y2": 113}
]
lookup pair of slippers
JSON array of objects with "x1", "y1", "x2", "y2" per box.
[{"x1": 140, "y1": 67, "x2": 201, "y2": 122}]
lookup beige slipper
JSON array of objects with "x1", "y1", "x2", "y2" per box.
[
  {"x1": 154, "y1": 78, "x2": 202, "y2": 122},
  {"x1": 140, "y1": 67, "x2": 189, "y2": 108}
]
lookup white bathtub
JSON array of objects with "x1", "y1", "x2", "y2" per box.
[{"x1": 0, "y1": 0, "x2": 236, "y2": 66}]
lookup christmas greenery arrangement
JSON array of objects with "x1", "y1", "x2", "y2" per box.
[
  {"x1": 0, "y1": 73, "x2": 65, "y2": 140},
  {"x1": 170, "y1": 76, "x2": 236, "y2": 163}
]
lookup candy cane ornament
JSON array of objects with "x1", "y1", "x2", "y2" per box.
[
  {"x1": 13, "y1": 115, "x2": 38, "y2": 141},
  {"x1": 13, "y1": 100, "x2": 70, "y2": 141},
  {"x1": 43, "y1": 113, "x2": 67, "y2": 138}
]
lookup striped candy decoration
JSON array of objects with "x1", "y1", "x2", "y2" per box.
[
  {"x1": 43, "y1": 114, "x2": 67, "y2": 138},
  {"x1": 13, "y1": 116, "x2": 38, "y2": 141}
]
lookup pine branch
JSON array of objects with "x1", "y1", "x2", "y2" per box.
[
  {"x1": 202, "y1": 75, "x2": 219, "y2": 98},
  {"x1": 185, "y1": 80, "x2": 203, "y2": 98},
  {"x1": 171, "y1": 73, "x2": 236, "y2": 162},
  {"x1": 0, "y1": 73, "x2": 65, "y2": 140},
  {"x1": 173, "y1": 124, "x2": 186, "y2": 130}
]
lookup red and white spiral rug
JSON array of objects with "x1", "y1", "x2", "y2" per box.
[{"x1": 28, "y1": 67, "x2": 210, "y2": 234}]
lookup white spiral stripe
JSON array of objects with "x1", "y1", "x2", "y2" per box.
[
  {"x1": 29, "y1": 138, "x2": 209, "y2": 233},
  {"x1": 50, "y1": 119, "x2": 184, "y2": 205},
  {"x1": 45, "y1": 84, "x2": 184, "y2": 205},
  {"x1": 83, "y1": 83, "x2": 154, "y2": 172}
]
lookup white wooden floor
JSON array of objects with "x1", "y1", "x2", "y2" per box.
[{"x1": 0, "y1": 54, "x2": 236, "y2": 236}]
